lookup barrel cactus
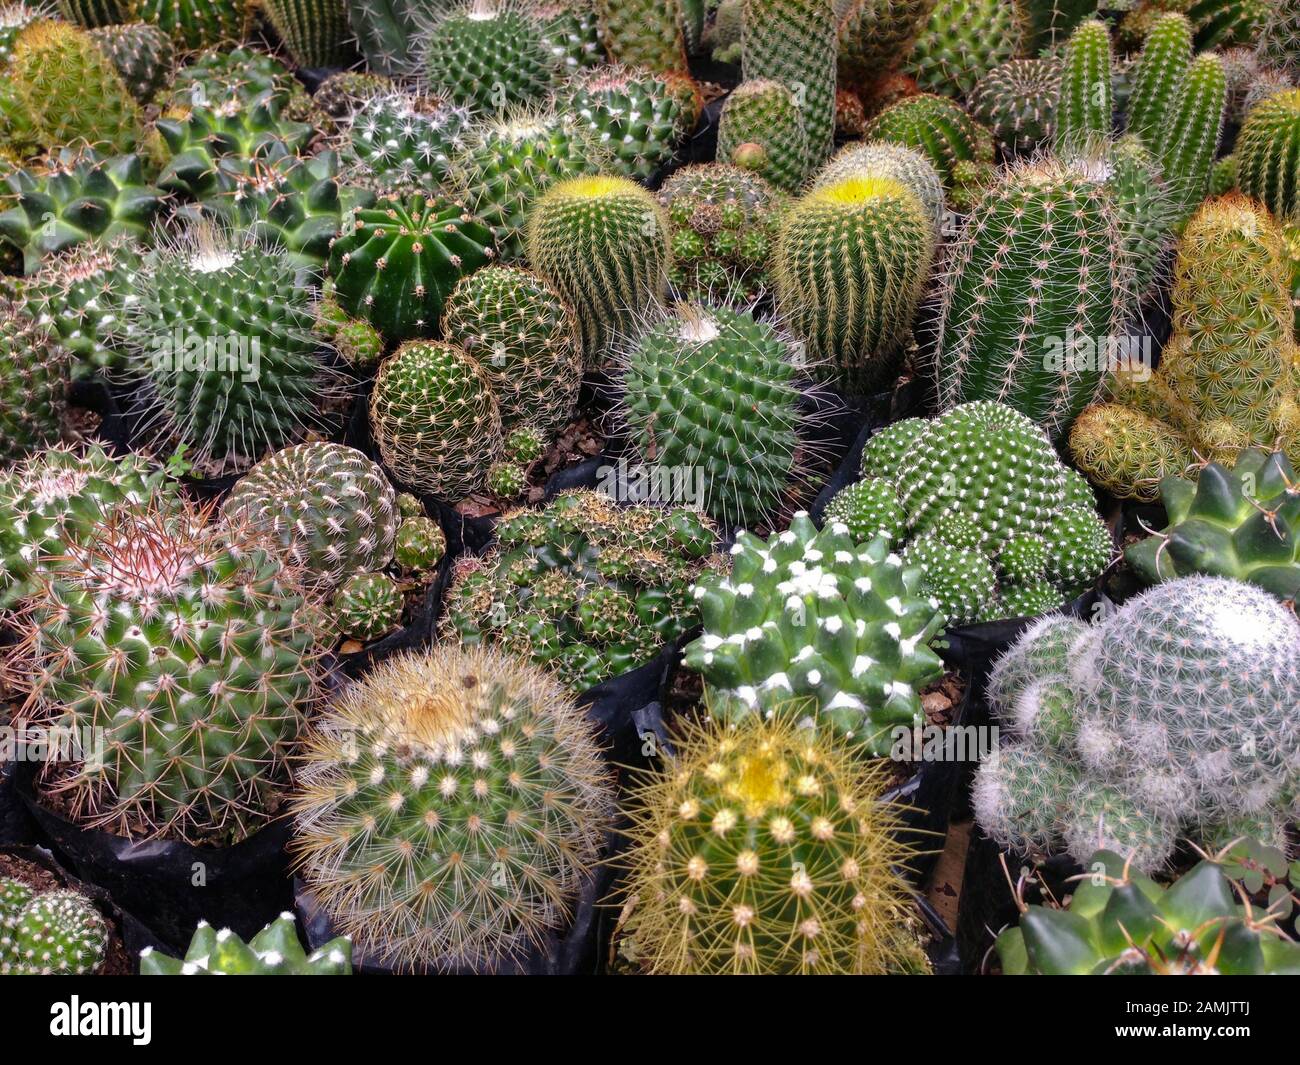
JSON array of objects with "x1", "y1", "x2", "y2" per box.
[
  {"x1": 1236, "y1": 88, "x2": 1300, "y2": 222},
  {"x1": 332, "y1": 570, "x2": 404, "y2": 642},
  {"x1": 863, "y1": 93, "x2": 995, "y2": 192},
  {"x1": 140, "y1": 914, "x2": 352, "y2": 975},
  {"x1": 260, "y1": 0, "x2": 354, "y2": 68},
  {"x1": 560, "y1": 64, "x2": 685, "y2": 184},
  {"x1": 716, "y1": 78, "x2": 810, "y2": 192},
  {"x1": 811, "y1": 141, "x2": 944, "y2": 236},
  {"x1": 88, "y1": 21, "x2": 175, "y2": 104},
  {"x1": 904, "y1": 0, "x2": 1025, "y2": 99},
  {"x1": 393, "y1": 514, "x2": 446, "y2": 575},
  {"x1": 131, "y1": 0, "x2": 252, "y2": 49},
  {"x1": 970, "y1": 58, "x2": 1061, "y2": 155},
  {"x1": 420, "y1": 3, "x2": 556, "y2": 113},
  {"x1": 0, "y1": 881, "x2": 107, "y2": 976},
  {"x1": 339, "y1": 91, "x2": 471, "y2": 195}
]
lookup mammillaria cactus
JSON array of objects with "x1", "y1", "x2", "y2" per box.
[
  {"x1": 131, "y1": 0, "x2": 253, "y2": 49},
  {"x1": 931, "y1": 158, "x2": 1136, "y2": 440},
  {"x1": 442, "y1": 490, "x2": 718, "y2": 691},
  {"x1": 440, "y1": 266, "x2": 582, "y2": 435},
  {"x1": 618, "y1": 714, "x2": 931, "y2": 974},
  {"x1": 863, "y1": 93, "x2": 994, "y2": 192},
  {"x1": 1, "y1": 881, "x2": 108, "y2": 976},
  {"x1": 594, "y1": 0, "x2": 687, "y2": 71},
  {"x1": 89, "y1": 22, "x2": 175, "y2": 104},
  {"x1": 421, "y1": 2, "x2": 556, "y2": 113},
  {"x1": 904, "y1": 0, "x2": 1025, "y2": 99},
  {"x1": 16, "y1": 497, "x2": 321, "y2": 844},
  {"x1": 140, "y1": 914, "x2": 351, "y2": 975},
  {"x1": 997, "y1": 848, "x2": 1300, "y2": 975},
  {"x1": 340, "y1": 91, "x2": 471, "y2": 195},
  {"x1": 369, "y1": 339, "x2": 504, "y2": 498},
  {"x1": 261, "y1": 0, "x2": 354, "y2": 68},
  {"x1": 526, "y1": 175, "x2": 668, "y2": 368},
  {"x1": 327, "y1": 192, "x2": 496, "y2": 344},
  {"x1": 222, "y1": 443, "x2": 399, "y2": 591},
  {"x1": 394, "y1": 514, "x2": 446, "y2": 574},
  {"x1": 561, "y1": 65, "x2": 686, "y2": 184},
  {"x1": 716, "y1": 79, "x2": 810, "y2": 192},
  {"x1": 973, "y1": 576, "x2": 1300, "y2": 872},
  {"x1": 1125, "y1": 448, "x2": 1300, "y2": 601},
  {"x1": 835, "y1": 0, "x2": 935, "y2": 87},
  {"x1": 0, "y1": 300, "x2": 68, "y2": 462},
  {"x1": 1236, "y1": 89, "x2": 1300, "y2": 222},
  {"x1": 774, "y1": 173, "x2": 936, "y2": 394},
  {"x1": 126, "y1": 223, "x2": 331, "y2": 475},
  {"x1": 620, "y1": 305, "x2": 805, "y2": 527},
  {"x1": 969, "y1": 58, "x2": 1061, "y2": 155},
  {"x1": 683, "y1": 513, "x2": 947, "y2": 757},
  {"x1": 291, "y1": 644, "x2": 615, "y2": 972},
  {"x1": 332, "y1": 570, "x2": 404, "y2": 641}
]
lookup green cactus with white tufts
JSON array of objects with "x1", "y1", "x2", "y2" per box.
[
  {"x1": 774, "y1": 172, "x2": 936, "y2": 394},
  {"x1": 1236, "y1": 89, "x2": 1300, "y2": 223},
  {"x1": 332, "y1": 570, "x2": 404, "y2": 641},
  {"x1": 339, "y1": 91, "x2": 471, "y2": 196},
  {"x1": 1055, "y1": 19, "x2": 1113, "y2": 153},
  {"x1": 89, "y1": 22, "x2": 174, "y2": 104},
  {"x1": 223, "y1": 443, "x2": 399, "y2": 592},
  {"x1": 716, "y1": 79, "x2": 810, "y2": 192},
  {"x1": 420, "y1": 3, "x2": 557, "y2": 113},
  {"x1": 140, "y1": 914, "x2": 352, "y2": 975},
  {"x1": 932, "y1": 159, "x2": 1136, "y2": 440},
  {"x1": 533, "y1": 0, "x2": 603, "y2": 74},
  {"x1": 561, "y1": 65, "x2": 687, "y2": 184},
  {"x1": 1, "y1": 881, "x2": 108, "y2": 976},
  {"x1": 291, "y1": 644, "x2": 615, "y2": 973},
  {"x1": 970, "y1": 58, "x2": 1061, "y2": 155},
  {"x1": 863, "y1": 93, "x2": 994, "y2": 193},
  {"x1": 261, "y1": 0, "x2": 354, "y2": 68},
  {"x1": 904, "y1": 0, "x2": 1025, "y2": 100},
  {"x1": 526, "y1": 175, "x2": 668, "y2": 369},
  {"x1": 0, "y1": 300, "x2": 68, "y2": 463}
]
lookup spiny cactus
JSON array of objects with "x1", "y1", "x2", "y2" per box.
[
  {"x1": 340, "y1": 91, "x2": 471, "y2": 195},
  {"x1": 1055, "y1": 19, "x2": 1113, "y2": 153},
  {"x1": 16, "y1": 497, "x2": 322, "y2": 844},
  {"x1": 88, "y1": 22, "x2": 174, "y2": 104},
  {"x1": 811, "y1": 141, "x2": 943, "y2": 236},
  {"x1": 969, "y1": 58, "x2": 1061, "y2": 155},
  {"x1": 775, "y1": 173, "x2": 936, "y2": 394},
  {"x1": 369, "y1": 339, "x2": 505, "y2": 498},
  {"x1": 1236, "y1": 88, "x2": 1300, "y2": 222},
  {"x1": 291, "y1": 644, "x2": 615, "y2": 973},
  {"x1": 1126, "y1": 448, "x2": 1300, "y2": 602},
  {"x1": 932, "y1": 158, "x2": 1136, "y2": 440},
  {"x1": 1153, "y1": 51, "x2": 1226, "y2": 223},
  {"x1": 420, "y1": 3, "x2": 556, "y2": 113},
  {"x1": 344, "y1": 0, "x2": 432, "y2": 76},
  {"x1": 594, "y1": 0, "x2": 688, "y2": 72},
  {"x1": 442, "y1": 490, "x2": 717, "y2": 691},
  {"x1": 835, "y1": 0, "x2": 936, "y2": 88},
  {"x1": 140, "y1": 914, "x2": 352, "y2": 975},
  {"x1": 863, "y1": 93, "x2": 994, "y2": 193},
  {"x1": 165, "y1": 46, "x2": 306, "y2": 112},
  {"x1": 327, "y1": 192, "x2": 496, "y2": 344},
  {"x1": 526, "y1": 175, "x2": 668, "y2": 368},
  {"x1": 1, "y1": 881, "x2": 108, "y2": 976},
  {"x1": 332, "y1": 570, "x2": 404, "y2": 641},
  {"x1": 394, "y1": 514, "x2": 446, "y2": 574},
  {"x1": 716, "y1": 79, "x2": 810, "y2": 192},
  {"x1": 223, "y1": 443, "x2": 399, "y2": 591},
  {"x1": 1126, "y1": 12, "x2": 1193, "y2": 146},
  {"x1": 0, "y1": 300, "x2": 68, "y2": 463},
  {"x1": 130, "y1": 0, "x2": 253, "y2": 50},
  {"x1": 904, "y1": 0, "x2": 1025, "y2": 100},
  {"x1": 561, "y1": 64, "x2": 686, "y2": 184},
  {"x1": 261, "y1": 0, "x2": 354, "y2": 68},
  {"x1": 440, "y1": 265, "x2": 582, "y2": 435},
  {"x1": 618, "y1": 713, "x2": 931, "y2": 974},
  {"x1": 312, "y1": 71, "x2": 393, "y2": 122},
  {"x1": 533, "y1": 0, "x2": 603, "y2": 74}
]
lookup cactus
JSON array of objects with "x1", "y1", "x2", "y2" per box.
[
  {"x1": 1126, "y1": 12, "x2": 1193, "y2": 146},
  {"x1": 89, "y1": 22, "x2": 175, "y2": 104},
  {"x1": 394, "y1": 514, "x2": 446, "y2": 574},
  {"x1": 812, "y1": 141, "x2": 942, "y2": 231},
  {"x1": 440, "y1": 265, "x2": 582, "y2": 435},
  {"x1": 741, "y1": 0, "x2": 837, "y2": 166},
  {"x1": 486, "y1": 460, "x2": 527, "y2": 498},
  {"x1": 344, "y1": 0, "x2": 437, "y2": 76},
  {"x1": 774, "y1": 173, "x2": 936, "y2": 394},
  {"x1": 16, "y1": 496, "x2": 321, "y2": 844},
  {"x1": 904, "y1": 0, "x2": 1025, "y2": 100},
  {"x1": 1125, "y1": 448, "x2": 1300, "y2": 602},
  {"x1": 997, "y1": 847, "x2": 1300, "y2": 975},
  {"x1": 327, "y1": 192, "x2": 496, "y2": 345},
  {"x1": 821, "y1": 476, "x2": 907, "y2": 544},
  {"x1": 863, "y1": 93, "x2": 994, "y2": 192},
  {"x1": 369, "y1": 339, "x2": 505, "y2": 498},
  {"x1": 620, "y1": 305, "x2": 805, "y2": 527},
  {"x1": 618, "y1": 713, "x2": 931, "y2": 974},
  {"x1": 166, "y1": 45, "x2": 306, "y2": 112},
  {"x1": 1055, "y1": 19, "x2": 1113, "y2": 153},
  {"x1": 594, "y1": 0, "x2": 688, "y2": 72},
  {"x1": 835, "y1": 0, "x2": 936, "y2": 87},
  {"x1": 716, "y1": 79, "x2": 810, "y2": 192},
  {"x1": 420, "y1": 3, "x2": 556, "y2": 113},
  {"x1": 261, "y1": 0, "x2": 354, "y2": 68},
  {"x1": 561, "y1": 65, "x2": 686, "y2": 184},
  {"x1": 526, "y1": 175, "x2": 668, "y2": 368},
  {"x1": 449, "y1": 110, "x2": 611, "y2": 261},
  {"x1": 1153, "y1": 52, "x2": 1226, "y2": 223},
  {"x1": 658, "y1": 163, "x2": 784, "y2": 305},
  {"x1": 290, "y1": 643, "x2": 615, "y2": 972},
  {"x1": 1236, "y1": 89, "x2": 1300, "y2": 223},
  {"x1": 969, "y1": 58, "x2": 1061, "y2": 155},
  {"x1": 0, "y1": 882, "x2": 108, "y2": 976},
  {"x1": 312, "y1": 71, "x2": 393, "y2": 122},
  {"x1": 223, "y1": 442, "x2": 399, "y2": 591},
  {"x1": 340, "y1": 91, "x2": 471, "y2": 195},
  {"x1": 332, "y1": 570, "x2": 404, "y2": 641},
  {"x1": 140, "y1": 914, "x2": 352, "y2": 975},
  {"x1": 130, "y1": 0, "x2": 253, "y2": 50},
  {"x1": 442, "y1": 490, "x2": 717, "y2": 691},
  {"x1": 973, "y1": 576, "x2": 1300, "y2": 871},
  {"x1": 0, "y1": 300, "x2": 68, "y2": 463}
]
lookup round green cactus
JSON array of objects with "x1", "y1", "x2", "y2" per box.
[
  {"x1": 835, "y1": 0, "x2": 937, "y2": 86},
  {"x1": 290, "y1": 644, "x2": 615, "y2": 972},
  {"x1": 340, "y1": 91, "x2": 471, "y2": 195},
  {"x1": 972, "y1": 745, "x2": 1080, "y2": 857},
  {"x1": 131, "y1": 0, "x2": 252, "y2": 49},
  {"x1": 535, "y1": 0, "x2": 603, "y2": 74},
  {"x1": 863, "y1": 93, "x2": 994, "y2": 192},
  {"x1": 901, "y1": 533, "x2": 997, "y2": 626},
  {"x1": 504, "y1": 425, "x2": 545, "y2": 464},
  {"x1": 970, "y1": 58, "x2": 1061, "y2": 154},
  {"x1": 812, "y1": 140, "x2": 945, "y2": 236},
  {"x1": 223, "y1": 442, "x2": 399, "y2": 591},
  {"x1": 561, "y1": 64, "x2": 686, "y2": 184},
  {"x1": 312, "y1": 71, "x2": 393, "y2": 121},
  {"x1": 904, "y1": 0, "x2": 1025, "y2": 99},
  {"x1": 327, "y1": 192, "x2": 496, "y2": 345},
  {"x1": 0, "y1": 300, "x2": 68, "y2": 463},
  {"x1": 332, "y1": 570, "x2": 404, "y2": 642},
  {"x1": 1, "y1": 881, "x2": 108, "y2": 976},
  {"x1": 820, "y1": 477, "x2": 907, "y2": 545},
  {"x1": 421, "y1": 5, "x2": 556, "y2": 113},
  {"x1": 716, "y1": 79, "x2": 810, "y2": 193},
  {"x1": 393, "y1": 514, "x2": 446, "y2": 575},
  {"x1": 88, "y1": 21, "x2": 174, "y2": 103},
  {"x1": 485, "y1": 460, "x2": 527, "y2": 498},
  {"x1": 140, "y1": 914, "x2": 352, "y2": 975}
]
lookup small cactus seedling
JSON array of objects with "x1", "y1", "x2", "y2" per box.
[{"x1": 1, "y1": 879, "x2": 108, "y2": 975}]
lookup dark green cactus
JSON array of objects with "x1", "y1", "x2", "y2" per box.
[
  {"x1": 332, "y1": 570, "x2": 404, "y2": 641},
  {"x1": 970, "y1": 58, "x2": 1061, "y2": 155},
  {"x1": 904, "y1": 0, "x2": 1025, "y2": 99},
  {"x1": 561, "y1": 65, "x2": 686, "y2": 184},
  {"x1": 344, "y1": 0, "x2": 432, "y2": 76},
  {"x1": 863, "y1": 93, "x2": 994, "y2": 192},
  {"x1": 1055, "y1": 19, "x2": 1113, "y2": 152},
  {"x1": 1, "y1": 880, "x2": 107, "y2": 976},
  {"x1": 340, "y1": 91, "x2": 471, "y2": 195},
  {"x1": 262, "y1": 0, "x2": 354, "y2": 68},
  {"x1": 421, "y1": 4, "x2": 556, "y2": 113},
  {"x1": 716, "y1": 79, "x2": 809, "y2": 192}
]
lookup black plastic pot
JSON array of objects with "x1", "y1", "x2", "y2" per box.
[{"x1": 0, "y1": 761, "x2": 38, "y2": 847}]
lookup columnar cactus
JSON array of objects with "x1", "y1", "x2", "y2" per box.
[
  {"x1": 131, "y1": 0, "x2": 253, "y2": 50},
  {"x1": 969, "y1": 58, "x2": 1061, "y2": 155},
  {"x1": 932, "y1": 159, "x2": 1136, "y2": 440},
  {"x1": 332, "y1": 570, "x2": 404, "y2": 641},
  {"x1": 774, "y1": 173, "x2": 935, "y2": 394},
  {"x1": 618, "y1": 714, "x2": 931, "y2": 974},
  {"x1": 0, "y1": 300, "x2": 68, "y2": 462},
  {"x1": 716, "y1": 79, "x2": 810, "y2": 192},
  {"x1": 526, "y1": 175, "x2": 668, "y2": 368},
  {"x1": 1126, "y1": 12, "x2": 1193, "y2": 147},
  {"x1": 904, "y1": 0, "x2": 1025, "y2": 99},
  {"x1": 327, "y1": 193, "x2": 496, "y2": 344},
  {"x1": 1, "y1": 881, "x2": 108, "y2": 976},
  {"x1": 1236, "y1": 89, "x2": 1300, "y2": 222},
  {"x1": 863, "y1": 93, "x2": 994, "y2": 192},
  {"x1": 88, "y1": 21, "x2": 175, "y2": 104},
  {"x1": 140, "y1": 914, "x2": 352, "y2": 975},
  {"x1": 561, "y1": 65, "x2": 686, "y2": 184},
  {"x1": 369, "y1": 339, "x2": 505, "y2": 498},
  {"x1": 421, "y1": 3, "x2": 556, "y2": 113},
  {"x1": 340, "y1": 91, "x2": 471, "y2": 195},
  {"x1": 1055, "y1": 19, "x2": 1113, "y2": 153},
  {"x1": 1153, "y1": 51, "x2": 1227, "y2": 222},
  {"x1": 261, "y1": 0, "x2": 354, "y2": 68},
  {"x1": 223, "y1": 443, "x2": 399, "y2": 590},
  {"x1": 16, "y1": 497, "x2": 322, "y2": 844},
  {"x1": 291, "y1": 644, "x2": 615, "y2": 972}
]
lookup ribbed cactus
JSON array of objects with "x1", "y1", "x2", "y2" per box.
[
  {"x1": 526, "y1": 175, "x2": 668, "y2": 368},
  {"x1": 1236, "y1": 89, "x2": 1300, "y2": 222},
  {"x1": 88, "y1": 22, "x2": 174, "y2": 104},
  {"x1": 327, "y1": 192, "x2": 496, "y2": 344},
  {"x1": 262, "y1": 0, "x2": 354, "y2": 68},
  {"x1": 332, "y1": 570, "x2": 404, "y2": 641},
  {"x1": 561, "y1": 65, "x2": 686, "y2": 184},
  {"x1": 223, "y1": 443, "x2": 399, "y2": 591},
  {"x1": 863, "y1": 93, "x2": 994, "y2": 192},
  {"x1": 58, "y1": 0, "x2": 130, "y2": 27},
  {"x1": 835, "y1": 0, "x2": 936, "y2": 87},
  {"x1": 618, "y1": 714, "x2": 930, "y2": 974},
  {"x1": 420, "y1": 3, "x2": 556, "y2": 113},
  {"x1": 340, "y1": 91, "x2": 471, "y2": 195},
  {"x1": 0, "y1": 300, "x2": 68, "y2": 463},
  {"x1": 969, "y1": 58, "x2": 1061, "y2": 155},
  {"x1": 369, "y1": 339, "x2": 504, "y2": 497},
  {"x1": 812, "y1": 140, "x2": 944, "y2": 235},
  {"x1": 440, "y1": 265, "x2": 582, "y2": 435},
  {"x1": 130, "y1": 0, "x2": 253, "y2": 50},
  {"x1": 716, "y1": 79, "x2": 810, "y2": 192},
  {"x1": 594, "y1": 0, "x2": 688, "y2": 72},
  {"x1": 291, "y1": 644, "x2": 615, "y2": 972},
  {"x1": 620, "y1": 305, "x2": 805, "y2": 527},
  {"x1": 140, "y1": 914, "x2": 352, "y2": 975},
  {"x1": 683, "y1": 513, "x2": 946, "y2": 756},
  {"x1": 16, "y1": 497, "x2": 321, "y2": 844},
  {"x1": 742, "y1": 0, "x2": 837, "y2": 166},
  {"x1": 1055, "y1": 19, "x2": 1113, "y2": 153},
  {"x1": 932, "y1": 159, "x2": 1135, "y2": 439},
  {"x1": 166, "y1": 45, "x2": 305, "y2": 112},
  {"x1": 1, "y1": 882, "x2": 107, "y2": 976},
  {"x1": 904, "y1": 0, "x2": 1025, "y2": 100},
  {"x1": 1154, "y1": 52, "x2": 1226, "y2": 223},
  {"x1": 1126, "y1": 12, "x2": 1192, "y2": 146},
  {"x1": 533, "y1": 0, "x2": 603, "y2": 74},
  {"x1": 774, "y1": 173, "x2": 935, "y2": 394},
  {"x1": 394, "y1": 514, "x2": 446, "y2": 574},
  {"x1": 344, "y1": 0, "x2": 434, "y2": 76}
]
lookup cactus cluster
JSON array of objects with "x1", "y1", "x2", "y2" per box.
[
  {"x1": 1, "y1": 879, "x2": 108, "y2": 976},
  {"x1": 141, "y1": 914, "x2": 352, "y2": 975},
  {"x1": 0, "y1": 299, "x2": 68, "y2": 461}
]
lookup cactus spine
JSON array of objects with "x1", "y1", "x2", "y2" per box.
[
  {"x1": 1236, "y1": 89, "x2": 1300, "y2": 222},
  {"x1": 717, "y1": 79, "x2": 810, "y2": 192},
  {"x1": 262, "y1": 0, "x2": 354, "y2": 68},
  {"x1": 1055, "y1": 19, "x2": 1113, "y2": 153}
]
